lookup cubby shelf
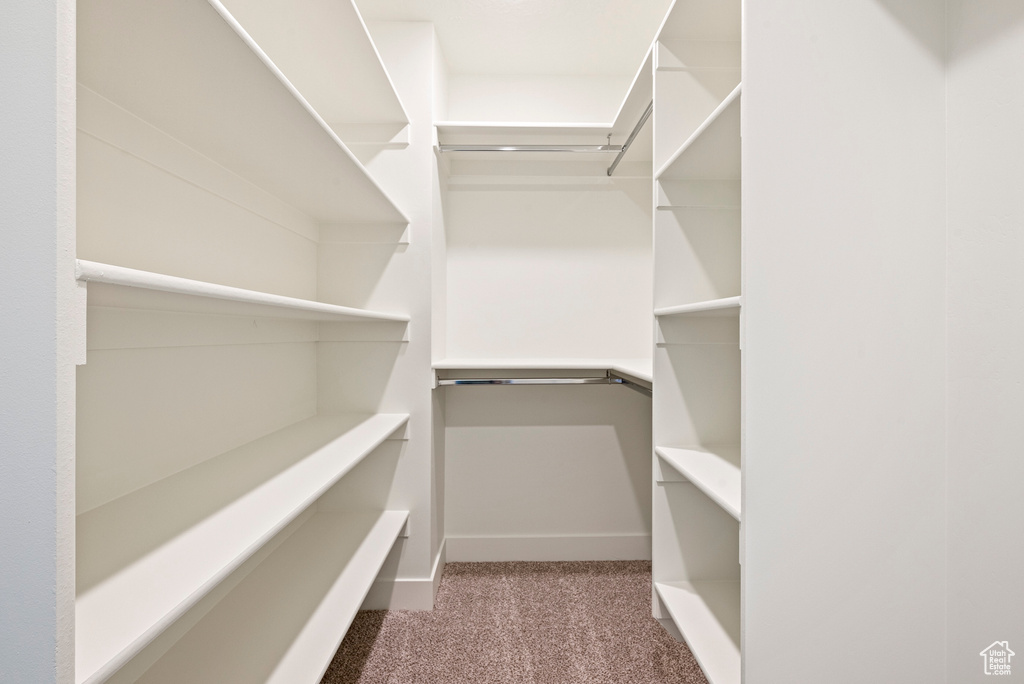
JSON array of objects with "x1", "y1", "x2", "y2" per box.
[
  {"x1": 136, "y1": 510, "x2": 409, "y2": 684},
  {"x1": 75, "y1": 412, "x2": 409, "y2": 684},
  {"x1": 655, "y1": 580, "x2": 741, "y2": 684},
  {"x1": 656, "y1": 446, "x2": 741, "y2": 520},
  {"x1": 654, "y1": 296, "x2": 741, "y2": 318},
  {"x1": 655, "y1": 83, "x2": 742, "y2": 181},
  {"x1": 433, "y1": 358, "x2": 653, "y2": 384},
  {"x1": 78, "y1": 0, "x2": 407, "y2": 225},
  {"x1": 76, "y1": 260, "x2": 410, "y2": 323}
]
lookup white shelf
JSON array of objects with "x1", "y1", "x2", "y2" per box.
[
  {"x1": 656, "y1": 446, "x2": 741, "y2": 520},
  {"x1": 75, "y1": 412, "x2": 409, "y2": 684},
  {"x1": 434, "y1": 358, "x2": 653, "y2": 384},
  {"x1": 655, "y1": 296, "x2": 741, "y2": 318},
  {"x1": 219, "y1": 0, "x2": 408, "y2": 128},
  {"x1": 436, "y1": 121, "x2": 615, "y2": 136},
  {"x1": 76, "y1": 260, "x2": 410, "y2": 323},
  {"x1": 656, "y1": 580, "x2": 741, "y2": 684},
  {"x1": 137, "y1": 510, "x2": 408, "y2": 684},
  {"x1": 78, "y1": 0, "x2": 407, "y2": 224},
  {"x1": 656, "y1": 84, "x2": 742, "y2": 181}
]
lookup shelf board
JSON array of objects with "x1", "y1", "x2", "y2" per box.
[
  {"x1": 436, "y1": 121, "x2": 615, "y2": 136},
  {"x1": 656, "y1": 446, "x2": 741, "y2": 520},
  {"x1": 77, "y1": 260, "x2": 409, "y2": 323},
  {"x1": 654, "y1": 296, "x2": 741, "y2": 318},
  {"x1": 78, "y1": 0, "x2": 407, "y2": 224},
  {"x1": 219, "y1": 0, "x2": 408, "y2": 128},
  {"x1": 433, "y1": 358, "x2": 653, "y2": 384},
  {"x1": 75, "y1": 413, "x2": 409, "y2": 684},
  {"x1": 136, "y1": 510, "x2": 408, "y2": 684},
  {"x1": 655, "y1": 83, "x2": 742, "y2": 181},
  {"x1": 655, "y1": 580, "x2": 741, "y2": 684}
]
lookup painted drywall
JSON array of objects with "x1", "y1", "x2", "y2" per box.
[
  {"x1": 0, "y1": 1, "x2": 77, "y2": 681},
  {"x1": 946, "y1": 2, "x2": 1024, "y2": 680},
  {"x1": 447, "y1": 74, "x2": 632, "y2": 124},
  {"x1": 743, "y1": 1, "x2": 948, "y2": 681},
  {"x1": 445, "y1": 178, "x2": 652, "y2": 360},
  {"x1": 444, "y1": 384, "x2": 652, "y2": 560}
]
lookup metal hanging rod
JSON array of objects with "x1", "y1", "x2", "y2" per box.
[
  {"x1": 437, "y1": 371, "x2": 652, "y2": 398},
  {"x1": 437, "y1": 144, "x2": 621, "y2": 153},
  {"x1": 607, "y1": 100, "x2": 653, "y2": 177}
]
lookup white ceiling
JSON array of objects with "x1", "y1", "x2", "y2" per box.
[{"x1": 356, "y1": 0, "x2": 673, "y2": 76}]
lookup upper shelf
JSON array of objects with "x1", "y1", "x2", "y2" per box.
[
  {"x1": 655, "y1": 296, "x2": 741, "y2": 318},
  {"x1": 434, "y1": 358, "x2": 654, "y2": 384},
  {"x1": 75, "y1": 412, "x2": 409, "y2": 684},
  {"x1": 77, "y1": 0, "x2": 407, "y2": 225},
  {"x1": 656, "y1": 446, "x2": 741, "y2": 520},
  {"x1": 218, "y1": 0, "x2": 408, "y2": 128},
  {"x1": 656, "y1": 84, "x2": 741, "y2": 180},
  {"x1": 77, "y1": 260, "x2": 410, "y2": 323}
]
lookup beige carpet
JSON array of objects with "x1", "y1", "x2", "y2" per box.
[{"x1": 321, "y1": 561, "x2": 708, "y2": 684}]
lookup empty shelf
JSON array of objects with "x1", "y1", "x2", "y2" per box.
[
  {"x1": 75, "y1": 413, "x2": 408, "y2": 684},
  {"x1": 656, "y1": 580, "x2": 741, "y2": 684},
  {"x1": 219, "y1": 0, "x2": 408, "y2": 128},
  {"x1": 136, "y1": 510, "x2": 408, "y2": 684},
  {"x1": 656, "y1": 446, "x2": 741, "y2": 520},
  {"x1": 655, "y1": 296, "x2": 741, "y2": 318},
  {"x1": 77, "y1": 260, "x2": 410, "y2": 323},
  {"x1": 656, "y1": 84, "x2": 741, "y2": 181},
  {"x1": 78, "y1": 0, "x2": 407, "y2": 224}
]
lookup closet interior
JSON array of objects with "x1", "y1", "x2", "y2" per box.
[{"x1": 71, "y1": 0, "x2": 739, "y2": 682}]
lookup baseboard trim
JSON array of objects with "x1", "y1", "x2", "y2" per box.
[
  {"x1": 361, "y1": 540, "x2": 446, "y2": 611},
  {"x1": 445, "y1": 534, "x2": 652, "y2": 562}
]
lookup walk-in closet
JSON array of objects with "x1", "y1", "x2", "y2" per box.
[{"x1": 4, "y1": 0, "x2": 1024, "y2": 682}]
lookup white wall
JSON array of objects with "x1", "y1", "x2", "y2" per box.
[
  {"x1": 743, "y1": 1, "x2": 947, "y2": 682},
  {"x1": 0, "y1": 1, "x2": 78, "y2": 681},
  {"x1": 444, "y1": 384, "x2": 652, "y2": 561},
  {"x1": 946, "y1": 3, "x2": 1024, "y2": 680},
  {"x1": 447, "y1": 74, "x2": 632, "y2": 124},
  {"x1": 445, "y1": 177, "x2": 652, "y2": 360}
]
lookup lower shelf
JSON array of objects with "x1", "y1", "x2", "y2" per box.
[
  {"x1": 137, "y1": 510, "x2": 408, "y2": 684},
  {"x1": 655, "y1": 580, "x2": 740, "y2": 684},
  {"x1": 76, "y1": 413, "x2": 408, "y2": 684}
]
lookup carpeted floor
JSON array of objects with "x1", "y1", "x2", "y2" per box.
[{"x1": 321, "y1": 561, "x2": 708, "y2": 684}]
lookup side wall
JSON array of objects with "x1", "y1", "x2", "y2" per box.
[
  {"x1": 0, "y1": 1, "x2": 78, "y2": 681},
  {"x1": 743, "y1": 2, "x2": 947, "y2": 681},
  {"x1": 946, "y1": 2, "x2": 1024, "y2": 680}
]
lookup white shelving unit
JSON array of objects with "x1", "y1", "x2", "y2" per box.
[
  {"x1": 74, "y1": 0, "x2": 421, "y2": 681},
  {"x1": 651, "y1": 1, "x2": 743, "y2": 682},
  {"x1": 655, "y1": 581, "x2": 741, "y2": 684}
]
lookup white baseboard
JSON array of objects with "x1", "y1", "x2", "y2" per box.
[
  {"x1": 361, "y1": 539, "x2": 446, "y2": 611},
  {"x1": 445, "y1": 533, "x2": 652, "y2": 562}
]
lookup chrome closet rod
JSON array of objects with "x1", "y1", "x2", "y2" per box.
[
  {"x1": 437, "y1": 144, "x2": 621, "y2": 153},
  {"x1": 607, "y1": 100, "x2": 653, "y2": 177},
  {"x1": 437, "y1": 372, "x2": 652, "y2": 397}
]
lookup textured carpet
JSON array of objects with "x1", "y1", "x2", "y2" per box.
[{"x1": 321, "y1": 561, "x2": 708, "y2": 684}]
